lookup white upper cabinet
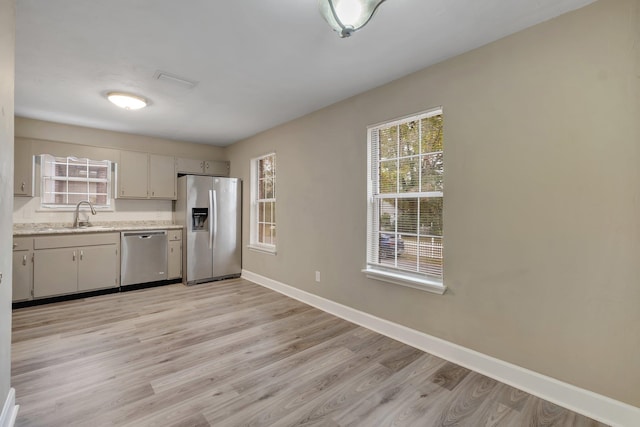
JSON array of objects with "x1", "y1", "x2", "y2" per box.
[
  {"x1": 118, "y1": 150, "x2": 149, "y2": 199},
  {"x1": 176, "y1": 157, "x2": 205, "y2": 175},
  {"x1": 149, "y1": 154, "x2": 177, "y2": 199},
  {"x1": 118, "y1": 151, "x2": 176, "y2": 200},
  {"x1": 176, "y1": 157, "x2": 229, "y2": 177},
  {"x1": 14, "y1": 138, "x2": 34, "y2": 196}
]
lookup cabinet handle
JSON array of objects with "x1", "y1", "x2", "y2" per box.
[
  {"x1": 13, "y1": 243, "x2": 17, "y2": 249},
  {"x1": 73, "y1": 251, "x2": 76, "y2": 261},
  {"x1": 22, "y1": 255, "x2": 27, "y2": 266},
  {"x1": 170, "y1": 247, "x2": 173, "y2": 253},
  {"x1": 21, "y1": 182, "x2": 25, "y2": 191},
  {"x1": 80, "y1": 250, "x2": 84, "y2": 261}
]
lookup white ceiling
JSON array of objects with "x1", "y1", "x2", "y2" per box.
[{"x1": 15, "y1": 0, "x2": 596, "y2": 146}]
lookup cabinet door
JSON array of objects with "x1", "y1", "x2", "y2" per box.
[
  {"x1": 78, "y1": 245, "x2": 118, "y2": 291},
  {"x1": 34, "y1": 248, "x2": 78, "y2": 298},
  {"x1": 167, "y1": 240, "x2": 182, "y2": 280},
  {"x1": 119, "y1": 151, "x2": 149, "y2": 199},
  {"x1": 176, "y1": 157, "x2": 205, "y2": 174},
  {"x1": 12, "y1": 250, "x2": 33, "y2": 302},
  {"x1": 149, "y1": 154, "x2": 176, "y2": 199},
  {"x1": 14, "y1": 138, "x2": 34, "y2": 196},
  {"x1": 204, "y1": 160, "x2": 229, "y2": 177}
]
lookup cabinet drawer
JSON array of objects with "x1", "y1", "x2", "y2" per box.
[
  {"x1": 167, "y1": 230, "x2": 182, "y2": 241},
  {"x1": 35, "y1": 232, "x2": 120, "y2": 249},
  {"x1": 13, "y1": 237, "x2": 33, "y2": 251}
]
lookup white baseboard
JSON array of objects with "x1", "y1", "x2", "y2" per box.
[
  {"x1": 0, "y1": 388, "x2": 18, "y2": 427},
  {"x1": 242, "y1": 270, "x2": 640, "y2": 427}
]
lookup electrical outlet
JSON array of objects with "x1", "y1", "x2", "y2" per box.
[{"x1": 315, "y1": 271, "x2": 320, "y2": 282}]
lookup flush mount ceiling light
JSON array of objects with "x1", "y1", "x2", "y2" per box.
[
  {"x1": 318, "y1": 0, "x2": 386, "y2": 38},
  {"x1": 106, "y1": 92, "x2": 147, "y2": 110}
]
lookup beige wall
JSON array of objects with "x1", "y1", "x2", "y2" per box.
[
  {"x1": 13, "y1": 117, "x2": 225, "y2": 224},
  {"x1": 227, "y1": 0, "x2": 640, "y2": 407},
  {"x1": 0, "y1": 0, "x2": 15, "y2": 406},
  {"x1": 15, "y1": 117, "x2": 226, "y2": 159}
]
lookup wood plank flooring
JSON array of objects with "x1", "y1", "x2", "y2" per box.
[{"x1": 11, "y1": 278, "x2": 608, "y2": 426}]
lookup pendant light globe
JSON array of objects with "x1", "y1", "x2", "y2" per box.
[{"x1": 318, "y1": 0, "x2": 387, "y2": 38}]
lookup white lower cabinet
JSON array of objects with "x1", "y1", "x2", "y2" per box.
[
  {"x1": 167, "y1": 230, "x2": 182, "y2": 280},
  {"x1": 34, "y1": 247, "x2": 79, "y2": 298},
  {"x1": 15, "y1": 229, "x2": 181, "y2": 301},
  {"x1": 78, "y1": 245, "x2": 119, "y2": 292},
  {"x1": 12, "y1": 237, "x2": 34, "y2": 302},
  {"x1": 33, "y1": 233, "x2": 120, "y2": 298}
]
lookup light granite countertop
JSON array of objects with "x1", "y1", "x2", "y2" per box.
[{"x1": 13, "y1": 221, "x2": 183, "y2": 236}]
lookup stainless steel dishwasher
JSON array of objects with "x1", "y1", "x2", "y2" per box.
[{"x1": 121, "y1": 230, "x2": 168, "y2": 286}]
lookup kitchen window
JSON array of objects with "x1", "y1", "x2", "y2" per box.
[
  {"x1": 364, "y1": 108, "x2": 445, "y2": 294},
  {"x1": 249, "y1": 153, "x2": 276, "y2": 254},
  {"x1": 40, "y1": 154, "x2": 112, "y2": 208}
]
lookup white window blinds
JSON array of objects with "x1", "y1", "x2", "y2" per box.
[{"x1": 367, "y1": 108, "x2": 444, "y2": 282}]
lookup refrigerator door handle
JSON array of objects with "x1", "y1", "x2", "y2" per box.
[
  {"x1": 212, "y1": 190, "x2": 218, "y2": 247},
  {"x1": 208, "y1": 189, "x2": 214, "y2": 249}
]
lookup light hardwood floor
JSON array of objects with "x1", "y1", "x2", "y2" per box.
[{"x1": 12, "y1": 278, "x2": 607, "y2": 426}]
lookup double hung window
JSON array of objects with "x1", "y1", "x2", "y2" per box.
[
  {"x1": 249, "y1": 153, "x2": 277, "y2": 253},
  {"x1": 365, "y1": 108, "x2": 444, "y2": 293}
]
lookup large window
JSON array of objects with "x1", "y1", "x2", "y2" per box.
[
  {"x1": 40, "y1": 155, "x2": 112, "y2": 208},
  {"x1": 365, "y1": 108, "x2": 444, "y2": 293},
  {"x1": 249, "y1": 153, "x2": 276, "y2": 253}
]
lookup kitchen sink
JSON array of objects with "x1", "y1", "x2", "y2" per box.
[
  {"x1": 41, "y1": 225, "x2": 115, "y2": 232},
  {"x1": 80, "y1": 225, "x2": 114, "y2": 230},
  {"x1": 73, "y1": 226, "x2": 115, "y2": 232}
]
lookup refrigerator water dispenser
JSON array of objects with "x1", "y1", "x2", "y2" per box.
[{"x1": 192, "y1": 207, "x2": 209, "y2": 231}]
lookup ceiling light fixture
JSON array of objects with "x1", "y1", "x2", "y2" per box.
[
  {"x1": 107, "y1": 92, "x2": 148, "y2": 110},
  {"x1": 318, "y1": 0, "x2": 386, "y2": 38}
]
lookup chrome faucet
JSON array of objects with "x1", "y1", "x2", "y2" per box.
[{"x1": 73, "y1": 200, "x2": 97, "y2": 228}]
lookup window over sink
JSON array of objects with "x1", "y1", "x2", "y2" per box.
[{"x1": 40, "y1": 154, "x2": 112, "y2": 209}]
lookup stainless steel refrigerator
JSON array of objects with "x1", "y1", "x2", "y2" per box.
[{"x1": 175, "y1": 175, "x2": 241, "y2": 285}]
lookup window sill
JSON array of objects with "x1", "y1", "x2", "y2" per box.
[
  {"x1": 362, "y1": 268, "x2": 446, "y2": 295},
  {"x1": 248, "y1": 244, "x2": 277, "y2": 256}
]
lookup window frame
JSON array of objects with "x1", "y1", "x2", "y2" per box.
[
  {"x1": 39, "y1": 154, "x2": 113, "y2": 211},
  {"x1": 248, "y1": 152, "x2": 277, "y2": 255},
  {"x1": 363, "y1": 108, "x2": 446, "y2": 295}
]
